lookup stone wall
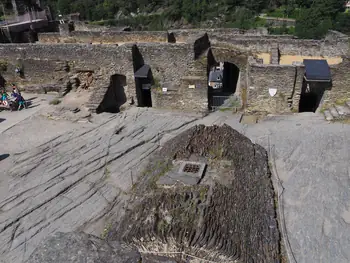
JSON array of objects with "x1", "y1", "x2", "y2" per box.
[
  {"x1": 324, "y1": 58, "x2": 350, "y2": 107},
  {"x1": 170, "y1": 28, "x2": 268, "y2": 43},
  {"x1": 247, "y1": 57, "x2": 350, "y2": 113},
  {"x1": 0, "y1": 43, "x2": 207, "y2": 112},
  {"x1": 247, "y1": 63, "x2": 299, "y2": 113},
  {"x1": 211, "y1": 37, "x2": 349, "y2": 57},
  {"x1": 39, "y1": 31, "x2": 168, "y2": 44},
  {"x1": 137, "y1": 43, "x2": 208, "y2": 112},
  {"x1": 38, "y1": 28, "x2": 349, "y2": 58},
  {"x1": 264, "y1": 17, "x2": 296, "y2": 27}
]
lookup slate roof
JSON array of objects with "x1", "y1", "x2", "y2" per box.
[
  {"x1": 134, "y1": 64, "x2": 150, "y2": 78},
  {"x1": 303, "y1": 59, "x2": 331, "y2": 82},
  {"x1": 208, "y1": 70, "x2": 223, "y2": 82}
]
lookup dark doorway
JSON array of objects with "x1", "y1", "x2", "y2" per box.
[
  {"x1": 134, "y1": 65, "x2": 153, "y2": 107},
  {"x1": 132, "y1": 45, "x2": 153, "y2": 108},
  {"x1": 167, "y1": 32, "x2": 176, "y2": 43},
  {"x1": 299, "y1": 80, "x2": 326, "y2": 113},
  {"x1": 207, "y1": 59, "x2": 240, "y2": 110},
  {"x1": 223, "y1": 62, "x2": 240, "y2": 94},
  {"x1": 96, "y1": 74, "x2": 127, "y2": 114}
]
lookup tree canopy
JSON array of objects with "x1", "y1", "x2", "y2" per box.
[{"x1": 0, "y1": 0, "x2": 349, "y2": 38}]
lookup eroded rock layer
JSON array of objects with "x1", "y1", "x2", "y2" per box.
[{"x1": 111, "y1": 124, "x2": 280, "y2": 263}]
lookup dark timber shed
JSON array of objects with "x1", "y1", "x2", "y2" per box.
[{"x1": 303, "y1": 59, "x2": 331, "y2": 82}]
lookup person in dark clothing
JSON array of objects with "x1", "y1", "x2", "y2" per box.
[{"x1": 11, "y1": 87, "x2": 26, "y2": 110}]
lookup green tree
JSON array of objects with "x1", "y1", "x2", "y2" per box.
[
  {"x1": 57, "y1": 0, "x2": 71, "y2": 14},
  {"x1": 334, "y1": 12, "x2": 350, "y2": 34},
  {"x1": 295, "y1": 8, "x2": 332, "y2": 39}
]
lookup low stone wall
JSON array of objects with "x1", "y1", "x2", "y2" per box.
[
  {"x1": 247, "y1": 57, "x2": 350, "y2": 113},
  {"x1": 38, "y1": 27, "x2": 349, "y2": 58},
  {"x1": 151, "y1": 76, "x2": 207, "y2": 112},
  {"x1": 39, "y1": 31, "x2": 168, "y2": 44},
  {"x1": 171, "y1": 28, "x2": 268, "y2": 43},
  {"x1": 211, "y1": 36, "x2": 349, "y2": 57},
  {"x1": 264, "y1": 17, "x2": 296, "y2": 27}
]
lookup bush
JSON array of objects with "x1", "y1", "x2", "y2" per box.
[
  {"x1": 268, "y1": 26, "x2": 295, "y2": 35},
  {"x1": 295, "y1": 8, "x2": 332, "y2": 39},
  {"x1": 49, "y1": 98, "x2": 61, "y2": 105}
]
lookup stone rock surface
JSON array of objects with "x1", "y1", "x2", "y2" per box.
[
  {"x1": 0, "y1": 108, "x2": 198, "y2": 263},
  {"x1": 111, "y1": 124, "x2": 281, "y2": 263},
  {"x1": 26, "y1": 232, "x2": 141, "y2": 263}
]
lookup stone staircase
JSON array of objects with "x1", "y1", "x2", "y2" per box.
[{"x1": 323, "y1": 101, "x2": 350, "y2": 121}]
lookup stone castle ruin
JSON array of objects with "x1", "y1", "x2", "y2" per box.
[{"x1": 0, "y1": 25, "x2": 349, "y2": 114}]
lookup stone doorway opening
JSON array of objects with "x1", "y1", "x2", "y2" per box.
[
  {"x1": 134, "y1": 64, "x2": 153, "y2": 107},
  {"x1": 96, "y1": 74, "x2": 127, "y2": 114},
  {"x1": 223, "y1": 62, "x2": 240, "y2": 94},
  {"x1": 298, "y1": 81, "x2": 327, "y2": 112},
  {"x1": 207, "y1": 60, "x2": 240, "y2": 110},
  {"x1": 299, "y1": 59, "x2": 332, "y2": 113}
]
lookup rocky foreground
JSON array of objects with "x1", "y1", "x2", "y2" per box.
[
  {"x1": 0, "y1": 107, "x2": 281, "y2": 262},
  {"x1": 27, "y1": 125, "x2": 280, "y2": 262},
  {"x1": 0, "y1": 108, "x2": 198, "y2": 263},
  {"x1": 3, "y1": 107, "x2": 350, "y2": 263}
]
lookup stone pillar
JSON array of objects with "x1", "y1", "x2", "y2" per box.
[
  {"x1": 291, "y1": 66, "x2": 304, "y2": 111},
  {"x1": 270, "y1": 43, "x2": 280, "y2": 65},
  {"x1": 59, "y1": 24, "x2": 71, "y2": 37}
]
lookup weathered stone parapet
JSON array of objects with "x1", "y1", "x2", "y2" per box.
[
  {"x1": 247, "y1": 63, "x2": 298, "y2": 113},
  {"x1": 39, "y1": 30, "x2": 169, "y2": 44},
  {"x1": 59, "y1": 24, "x2": 71, "y2": 37}
]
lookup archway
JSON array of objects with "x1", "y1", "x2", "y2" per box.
[
  {"x1": 96, "y1": 74, "x2": 127, "y2": 114},
  {"x1": 207, "y1": 59, "x2": 240, "y2": 110},
  {"x1": 298, "y1": 80, "x2": 327, "y2": 113}
]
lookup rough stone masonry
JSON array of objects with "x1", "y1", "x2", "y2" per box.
[{"x1": 0, "y1": 28, "x2": 349, "y2": 114}]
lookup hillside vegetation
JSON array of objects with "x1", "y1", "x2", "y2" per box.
[{"x1": 1, "y1": 0, "x2": 350, "y2": 38}]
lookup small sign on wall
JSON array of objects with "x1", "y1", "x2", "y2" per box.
[
  {"x1": 188, "y1": 85, "x2": 195, "y2": 89},
  {"x1": 162, "y1": 87, "x2": 167, "y2": 92},
  {"x1": 269, "y1": 88, "x2": 277, "y2": 97}
]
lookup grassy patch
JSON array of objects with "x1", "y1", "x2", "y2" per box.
[
  {"x1": 101, "y1": 222, "x2": 112, "y2": 239},
  {"x1": 335, "y1": 118, "x2": 350, "y2": 125},
  {"x1": 241, "y1": 87, "x2": 247, "y2": 108},
  {"x1": 49, "y1": 98, "x2": 61, "y2": 105},
  {"x1": 219, "y1": 107, "x2": 233, "y2": 112},
  {"x1": 335, "y1": 98, "x2": 348, "y2": 105},
  {"x1": 199, "y1": 186, "x2": 209, "y2": 201}
]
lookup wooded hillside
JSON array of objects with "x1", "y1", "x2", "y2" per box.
[{"x1": 1, "y1": 0, "x2": 350, "y2": 38}]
